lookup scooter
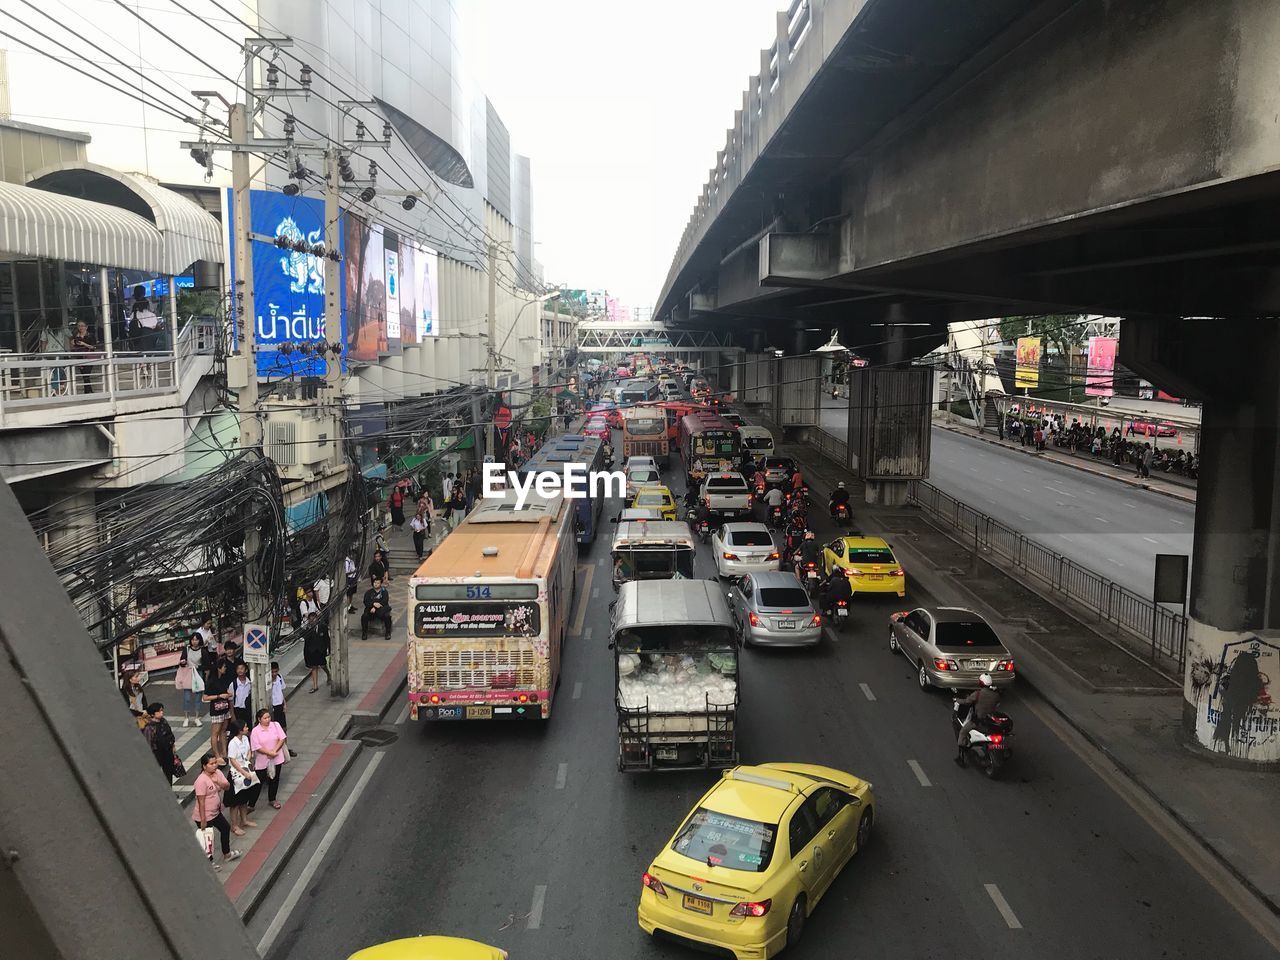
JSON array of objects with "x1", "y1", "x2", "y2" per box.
[
  {"x1": 769, "y1": 502, "x2": 785, "y2": 528},
  {"x1": 830, "y1": 501, "x2": 851, "y2": 526},
  {"x1": 952, "y1": 699, "x2": 1014, "y2": 780},
  {"x1": 795, "y1": 559, "x2": 821, "y2": 592}
]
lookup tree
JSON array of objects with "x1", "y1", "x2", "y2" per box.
[{"x1": 997, "y1": 314, "x2": 1087, "y2": 358}]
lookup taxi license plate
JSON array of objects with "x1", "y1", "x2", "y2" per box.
[
  {"x1": 466, "y1": 706, "x2": 493, "y2": 719},
  {"x1": 682, "y1": 894, "x2": 713, "y2": 915},
  {"x1": 777, "y1": 619, "x2": 796, "y2": 629},
  {"x1": 865, "y1": 574, "x2": 884, "y2": 580}
]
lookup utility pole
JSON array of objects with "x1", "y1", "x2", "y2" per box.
[
  {"x1": 323, "y1": 149, "x2": 351, "y2": 697},
  {"x1": 486, "y1": 240, "x2": 499, "y2": 459}
]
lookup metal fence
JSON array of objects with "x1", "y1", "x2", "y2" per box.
[
  {"x1": 908, "y1": 480, "x2": 1187, "y2": 667},
  {"x1": 810, "y1": 427, "x2": 849, "y2": 471}
]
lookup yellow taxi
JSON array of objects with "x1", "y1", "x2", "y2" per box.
[
  {"x1": 347, "y1": 937, "x2": 507, "y2": 960},
  {"x1": 638, "y1": 763, "x2": 875, "y2": 960},
  {"x1": 821, "y1": 536, "x2": 906, "y2": 597},
  {"x1": 630, "y1": 484, "x2": 678, "y2": 521}
]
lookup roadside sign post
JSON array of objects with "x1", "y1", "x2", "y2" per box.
[{"x1": 243, "y1": 623, "x2": 269, "y2": 667}]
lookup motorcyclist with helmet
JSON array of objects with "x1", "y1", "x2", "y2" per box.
[
  {"x1": 782, "y1": 516, "x2": 807, "y2": 563},
  {"x1": 817, "y1": 564, "x2": 852, "y2": 615},
  {"x1": 955, "y1": 673, "x2": 1000, "y2": 766},
  {"x1": 795, "y1": 529, "x2": 821, "y2": 579},
  {"x1": 829, "y1": 480, "x2": 851, "y2": 519}
]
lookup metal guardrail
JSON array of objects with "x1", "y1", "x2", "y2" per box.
[
  {"x1": 908, "y1": 479, "x2": 1187, "y2": 668},
  {"x1": 810, "y1": 427, "x2": 848, "y2": 470}
]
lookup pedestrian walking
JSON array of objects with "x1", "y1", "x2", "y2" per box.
[
  {"x1": 419, "y1": 492, "x2": 435, "y2": 536},
  {"x1": 175, "y1": 634, "x2": 209, "y2": 727},
  {"x1": 361, "y1": 577, "x2": 393, "y2": 641},
  {"x1": 223, "y1": 720, "x2": 259, "y2": 836},
  {"x1": 450, "y1": 483, "x2": 466, "y2": 522},
  {"x1": 231, "y1": 661, "x2": 253, "y2": 728},
  {"x1": 268, "y1": 660, "x2": 298, "y2": 758},
  {"x1": 344, "y1": 554, "x2": 358, "y2": 613},
  {"x1": 388, "y1": 484, "x2": 406, "y2": 529},
  {"x1": 443, "y1": 472, "x2": 454, "y2": 504},
  {"x1": 250, "y1": 708, "x2": 288, "y2": 810},
  {"x1": 141, "y1": 702, "x2": 179, "y2": 784},
  {"x1": 303, "y1": 614, "x2": 331, "y2": 691},
  {"x1": 191, "y1": 752, "x2": 240, "y2": 868},
  {"x1": 409, "y1": 505, "x2": 429, "y2": 560},
  {"x1": 1141, "y1": 442, "x2": 1154, "y2": 479},
  {"x1": 202, "y1": 657, "x2": 234, "y2": 761}
]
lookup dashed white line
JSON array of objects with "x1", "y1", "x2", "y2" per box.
[
  {"x1": 858, "y1": 683, "x2": 876, "y2": 702},
  {"x1": 1170, "y1": 519, "x2": 1185, "y2": 525},
  {"x1": 1107, "y1": 558, "x2": 1124, "y2": 567},
  {"x1": 555, "y1": 762, "x2": 568, "y2": 789},
  {"x1": 907, "y1": 759, "x2": 931, "y2": 787},
  {"x1": 1095, "y1": 517, "x2": 1110, "y2": 524},
  {"x1": 1142, "y1": 536, "x2": 1159, "y2": 544},
  {"x1": 1047, "y1": 487, "x2": 1076, "y2": 498},
  {"x1": 572, "y1": 681, "x2": 583, "y2": 700},
  {"x1": 1018, "y1": 514, "x2": 1032, "y2": 521},
  {"x1": 583, "y1": 626, "x2": 593, "y2": 640},
  {"x1": 393, "y1": 700, "x2": 411, "y2": 725},
  {"x1": 984, "y1": 883, "x2": 1023, "y2": 929},
  {"x1": 592, "y1": 588, "x2": 600, "y2": 599},
  {"x1": 528, "y1": 884, "x2": 547, "y2": 929}
]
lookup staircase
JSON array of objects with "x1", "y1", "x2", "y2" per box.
[{"x1": 983, "y1": 394, "x2": 1002, "y2": 431}]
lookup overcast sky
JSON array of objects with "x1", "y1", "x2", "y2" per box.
[{"x1": 3, "y1": 0, "x2": 787, "y2": 309}]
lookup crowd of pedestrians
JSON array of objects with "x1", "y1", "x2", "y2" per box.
[{"x1": 1004, "y1": 412, "x2": 1198, "y2": 480}]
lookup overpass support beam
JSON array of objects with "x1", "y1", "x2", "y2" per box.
[{"x1": 1123, "y1": 317, "x2": 1280, "y2": 764}]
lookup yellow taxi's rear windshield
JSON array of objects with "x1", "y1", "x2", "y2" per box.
[
  {"x1": 672, "y1": 808, "x2": 776, "y2": 873},
  {"x1": 847, "y1": 547, "x2": 895, "y2": 564},
  {"x1": 635, "y1": 493, "x2": 668, "y2": 506}
]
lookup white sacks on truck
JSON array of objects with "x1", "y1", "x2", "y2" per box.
[{"x1": 616, "y1": 651, "x2": 737, "y2": 713}]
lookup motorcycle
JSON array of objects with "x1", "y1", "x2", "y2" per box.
[
  {"x1": 822, "y1": 597, "x2": 849, "y2": 631},
  {"x1": 952, "y1": 699, "x2": 1014, "y2": 779},
  {"x1": 830, "y1": 501, "x2": 851, "y2": 526},
  {"x1": 795, "y1": 559, "x2": 821, "y2": 592}
]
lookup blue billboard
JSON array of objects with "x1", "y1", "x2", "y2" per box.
[{"x1": 226, "y1": 189, "x2": 347, "y2": 378}]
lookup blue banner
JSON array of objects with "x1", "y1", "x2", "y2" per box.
[{"x1": 226, "y1": 189, "x2": 347, "y2": 378}]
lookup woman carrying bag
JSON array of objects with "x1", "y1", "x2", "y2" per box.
[
  {"x1": 174, "y1": 634, "x2": 208, "y2": 727},
  {"x1": 224, "y1": 720, "x2": 260, "y2": 835},
  {"x1": 249, "y1": 708, "x2": 288, "y2": 809},
  {"x1": 191, "y1": 752, "x2": 240, "y2": 869}
]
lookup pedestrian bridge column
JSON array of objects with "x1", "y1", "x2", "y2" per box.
[{"x1": 1122, "y1": 317, "x2": 1280, "y2": 765}]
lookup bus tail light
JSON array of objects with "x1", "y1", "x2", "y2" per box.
[{"x1": 428, "y1": 694, "x2": 441, "y2": 704}]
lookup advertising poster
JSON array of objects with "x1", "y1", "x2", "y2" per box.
[
  {"x1": 225, "y1": 188, "x2": 346, "y2": 377},
  {"x1": 398, "y1": 243, "x2": 417, "y2": 344},
  {"x1": 384, "y1": 238, "x2": 401, "y2": 342},
  {"x1": 1015, "y1": 336, "x2": 1042, "y2": 389},
  {"x1": 415, "y1": 243, "x2": 440, "y2": 338},
  {"x1": 345, "y1": 216, "x2": 387, "y2": 361},
  {"x1": 1085, "y1": 336, "x2": 1118, "y2": 397}
]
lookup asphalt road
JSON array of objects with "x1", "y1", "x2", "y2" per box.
[
  {"x1": 272, "y1": 434, "x2": 1272, "y2": 960},
  {"x1": 819, "y1": 399, "x2": 1195, "y2": 599}
]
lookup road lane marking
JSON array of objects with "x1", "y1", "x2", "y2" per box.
[
  {"x1": 984, "y1": 883, "x2": 1022, "y2": 929},
  {"x1": 1018, "y1": 514, "x2": 1031, "y2": 521},
  {"x1": 1021, "y1": 487, "x2": 1031, "y2": 493},
  {"x1": 528, "y1": 884, "x2": 547, "y2": 929},
  {"x1": 1142, "y1": 536, "x2": 1159, "y2": 544},
  {"x1": 592, "y1": 587, "x2": 600, "y2": 599},
  {"x1": 572, "y1": 681, "x2": 582, "y2": 699},
  {"x1": 583, "y1": 626, "x2": 593, "y2": 640},
  {"x1": 859, "y1": 683, "x2": 876, "y2": 702},
  {"x1": 257, "y1": 752, "x2": 386, "y2": 956},
  {"x1": 907, "y1": 759, "x2": 931, "y2": 787},
  {"x1": 555, "y1": 762, "x2": 568, "y2": 789},
  {"x1": 1095, "y1": 517, "x2": 1109, "y2": 524},
  {"x1": 1047, "y1": 486, "x2": 1076, "y2": 498},
  {"x1": 393, "y1": 700, "x2": 411, "y2": 725},
  {"x1": 1107, "y1": 558, "x2": 1124, "y2": 566},
  {"x1": 1170, "y1": 518, "x2": 1185, "y2": 525},
  {"x1": 571, "y1": 565, "x2": 594, "y2": 635}
]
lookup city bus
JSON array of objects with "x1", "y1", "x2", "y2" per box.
[
  {"x1": 406, "y1": 491, "x2": 576, "y2": 722},
  {"x1": 519, "y1": 433, "x2": 607, "y2": 546},
  {"x1": 619, "y1": 379, "x2": 660, "y2": 406},
  {"x1": 676, "y1": 411, "x2": 741, "y2": 482},
  {"x1": 622, "y1": 406, "x2": 669, "y2": 460}
]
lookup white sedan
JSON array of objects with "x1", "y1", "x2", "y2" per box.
[
  {"x1": 624, "y1": 455, "x2": 660, "y2": 476},
  {"x1": 712, "y1": 522, "x2": 781, "y2": 578}
]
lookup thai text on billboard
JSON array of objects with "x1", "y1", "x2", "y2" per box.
[
  {"x1": 1015, "y1": 337, "x2": 1041, "y2": 389},
  {"x1": 224, "y1": 188, "x2": 347, "y2": 377},
  {"x1": 1085, "y1": 336, "x2": 1118, "y2": 397}
]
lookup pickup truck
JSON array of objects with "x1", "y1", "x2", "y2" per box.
[{"x1": 700, "y1": 472, "x2": 752, "y2": 517}]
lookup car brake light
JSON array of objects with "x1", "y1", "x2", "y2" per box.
[
  {"x1": 748, "y1": 612, "x2": 760, "y2": 627},
  {"x1": 988, "y1": 734, "x2": 1004, "y2": 745},
  {"x1": 999, "y1": 659, "x2": 1015, "y2": 672},
  {"x1": 730, "y1": 899, "x2": 772, "y2": 917},
  {"x1": 767, "y1": 551, "x2": 779, "y2": 560},
  {"x1": 836, "y1": 599, "x2": 848, "y2": 608},
  {"x1": 642, "y1": 872, "x2": 667, "y2": 897},
  {"x1": 933, "y1": 658, "x2": 959, "y2": 671},
  {"x1": 723, "y1": 552, "x2": 739, "y2": 561},
  {"x1": 809, "y1": 614, "x2": 822, "y2": 627},
  {"x1": 845, "y1": 568, "x2": 862, "y2": 576},
  {"x1": 894, "y1": 568, "x2": 905, "y2": 577}
]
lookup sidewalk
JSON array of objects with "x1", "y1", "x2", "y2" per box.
[
  {"x1": 934, "y1": 418, "x2": 1197, "y2": 503},
  {"x1": 159, "y1": 520, "x2": 441, "y2": 917},
  {"x1": 789, "y1": 436, "x2": 1280, "y2": 917}
]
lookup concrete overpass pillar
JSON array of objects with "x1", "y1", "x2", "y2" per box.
[{"x1": 1122, "y1": 317, "x2": 1280, "y2": 764}]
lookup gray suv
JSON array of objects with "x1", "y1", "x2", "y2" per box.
[
  {"x1": 728, "y1": 571, "x2": 823, "y2": 646},
  {"x1": 888, "y1": 607, "x2": 1016, "y2": 691}
]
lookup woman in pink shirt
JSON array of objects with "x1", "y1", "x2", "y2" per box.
[
  {"x1": 250, "y1": 708, "x2": 289, "y2": 809},
  {"x1": 191, "y1": 752, "x2": 240, "y2": 867}
]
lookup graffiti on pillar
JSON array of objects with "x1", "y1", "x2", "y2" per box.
[{"x1": 1201, "y1": 636, "x2": 1279, "y2": 759}]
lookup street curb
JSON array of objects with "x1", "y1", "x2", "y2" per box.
[
  {"x1": 1018, "y1": 671, "x2": 1280, "y2": 922},
  {"x1": 233, "y1": 739, "x2": 361, "y2": 922},
  {"x1": 933, "y1": 422, "x2": 1197, "y2": 504}
]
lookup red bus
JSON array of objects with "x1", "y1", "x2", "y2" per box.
[{"x1": 676, "y1": 411, "x2": 741, "y2": 483}]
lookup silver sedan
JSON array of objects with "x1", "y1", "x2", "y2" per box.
[
  {"x1": 728, "y1": 571, "x2": 823, "y2": 646},
  {"x1": 888, "y1": 606, "x2": 1016, "y2": 691}
]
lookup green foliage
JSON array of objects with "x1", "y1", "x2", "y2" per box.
[{"x1": 997, "y1": 314, "x2": 1087, "y2": 358}]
